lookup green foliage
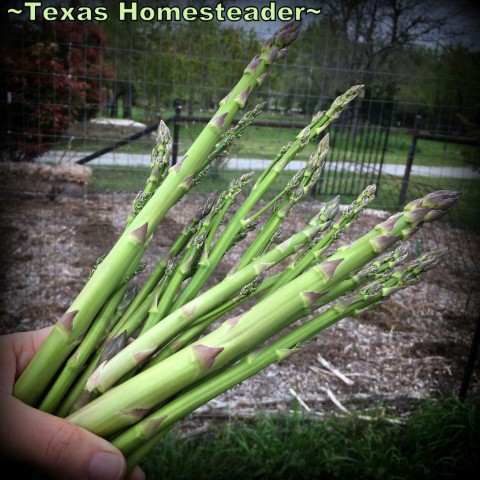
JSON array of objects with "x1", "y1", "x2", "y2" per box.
[
  {"x1": 89, "y1": 165, "x2": 480, "y2": 232},
  {"x1": 101, "y1": 17, "x2": 260, "y2": 119},
  {"x1": 141, "y1": 395, "x2": 480, "y2": 480}
]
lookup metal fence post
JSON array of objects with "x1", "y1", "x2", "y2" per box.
[
  {"x1": 459, "y1": 314, "x2": 480, "y2": 400},
  {"x1": 171, "y1": 100, "x2": 182, "y2": 166},
  {"x1": 398, "y1": 114, "x2": 420, "y2": 206}
]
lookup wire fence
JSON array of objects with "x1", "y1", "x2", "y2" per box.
[
  {"x1": 2, "y1": 17, "x2": 479, "y2": 195},
  {"x1": 1, "y1": 15, "x2": 479, "y2": 349},
  {"x1": 2, "y1": 22, "x2": 479, "y2": 221}
]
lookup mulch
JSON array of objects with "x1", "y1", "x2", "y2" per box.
[{"x1": 1, "y1": 185, "x2": 479, "y2": 419}]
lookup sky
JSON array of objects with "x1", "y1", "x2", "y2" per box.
[
  {"x1": 225, "y1": 0, "x2": 480, "y2": 49},
  {"x1": 3, "y1": 0, "x2": 480, "y2": 49}
]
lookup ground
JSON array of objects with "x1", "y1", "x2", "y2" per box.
[{"x1": 1, "y1": 183, "x2": 479, "y2": 424}]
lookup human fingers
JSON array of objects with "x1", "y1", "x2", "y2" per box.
[
  {"x1": 129, "y1": 465, "x2": 147, "y2": 480},
  {"x1": 0, "y1": 393, "x2": 126, "y2": 480},
  {"x1": 0, "y1": 327, "x2": 53, "y2": 390}
]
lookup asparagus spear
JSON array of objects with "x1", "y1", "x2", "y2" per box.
[
  {"x1": 13, "y1": 223, "x2": 150, "y2": 406},
  {"x1": 13, "y1": 20, "x2": 303, "y2": 407},
  {"x1": 267, "y1": 184, "x2": 377, "y2": 293},
  {"x1": 172, "y1": 85, "x2": 365, "y2": 310},
  {"x1": 113, "y1": 249, "x2": 446, "y2": 469},
  {"x1": 235, "y1": 133, "x2": 329, "y2": 269},
  {"x1": 66, "y1": 190, "x2": 459, "y2": 437},
  {"x1": 37, "y1": 284, "x2": 138, "y2": 414}
]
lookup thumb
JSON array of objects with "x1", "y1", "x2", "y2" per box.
[{"x1": 0, "y1": 393, "x2": 126, "y2": 480}]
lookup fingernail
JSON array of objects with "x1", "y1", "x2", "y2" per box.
[{"x1": 88, "y1": 451, "x2": 124, "y2": 480}]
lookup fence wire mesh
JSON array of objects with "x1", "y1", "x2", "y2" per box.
[{"x1": 1, "y1": 7, "x2": 479, "y2": 401}]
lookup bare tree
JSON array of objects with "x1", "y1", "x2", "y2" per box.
[
  {"x1": 318, "y1": 0, "x2": 461, "y2": 73},
  {"x1": 302, "y1": 0, "x2": 464, "y2": 137}
]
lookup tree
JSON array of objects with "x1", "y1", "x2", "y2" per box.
[
  {"x1": 100, "y1": 1, "x2": 261, "y2": 119},
  {"x1": 288, "y1": 0, "x2": 462, "y2": 118},
  {"x1": 1, "y1": 17, "x2": 114, "y2": 162}
]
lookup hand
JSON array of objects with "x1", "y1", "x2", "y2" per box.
[{"x1": 0, "y1": 327, "x2": 146, "y2": 480}]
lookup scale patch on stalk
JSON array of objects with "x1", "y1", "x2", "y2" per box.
[
  {"x1": 376, "y1": 213, "x2": 403, "y2": 234},
  {"x1": 180, "y1": 302, "x2": 197, "y2": 318},
  {"x1": 401, "y1": 227, "x2": 421, "y2": 240},
  {"x1": 316, "y1": 258, "x2": 344, "y2": 282},
  {"x1": 142, "y1": 416, "x2": 168, "y2": 438},
  {"x1": 58, "y1": 310, "x2": 79, "y2": 334},
  {"x1": 119, "y1": 407, "x2": 152, "y2": 423},
  {"x1": 234, "y1": 86, "x2": 251, "y2": 108},
  {"x1": 192, "y1": 345, "x2": 224, "y2": 370},
  {"x1": 302, "y1": 290, "x2": 327, "y2": 305},
  {"x1": 130, "y1": 222, "x2": 149, "y2": 243},
  {"x1": 276, "y1": 347, "x2": 303, "y2": 361},
  {"x1": 405, "y1": 208, "x2": 431, "y2": 226},
  {"x1": 370, "y1": 235, "x2": 402, "y2": 254},
  {"x1": 226, "y1": 312, "x2": 247, "y2": 329},
  {"x1": 133, "y1": 347, "x2": 157, "y2": 364},
  {"x1": 209, "y1": 112, "x2": 228, "y2": 133}
]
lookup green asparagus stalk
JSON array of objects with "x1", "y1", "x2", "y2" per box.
[
  {"x1": 82, "y1": 213, "x2": 330, "y2": 397},
  {"x1": 206, "y1": 103, "x2": 265, "y2": 168},
  {"x1": 267, "y1": 183, "x2": 377, "y2": 294},
  {"x1": 142, "y1": 232, "x2": 208, "y2": 333},
  {"x1": 112, "y1": 192, "x2": 217, "y2": 338},
  {"x1": 13, "y1": 223, "x2": 150, "y2": 406},
  {"x1": 57, "y1": 256, "x2": 185, "y2": 416},
  {"x1": 66, "y1": 190, "x2": 459, "y2": 437},
  {"x1": 37, "y1": 284, "x2": 137, "y2": 414},
  {"x1": 171, "y1": 85, "x2": 364, "y2": 311},
  {"x1": 13, "y1": 20, "x2": 302, "y2": 406},
  {"x1": 145, "y1": 242, "x2": 405, "y2": 369},
  {"x1": 48, "y1": 200, "x2": 219, "y2": 416},
  {"x1": 113, "y1": 248, "x2": 447, "y2": 468},
  {"x1": 144, "y1": 274, "x2": 267, "y2": 367},
  {"x1": 236, "y1": 134, "x2": 329, "y2": 269},
  {"x1": 140, "y1": 174, "x2": 253, "y2": 334}
]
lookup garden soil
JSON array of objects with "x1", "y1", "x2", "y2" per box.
[{"x1": 1, "y1": 184, "x2": 479, "y2": 424}]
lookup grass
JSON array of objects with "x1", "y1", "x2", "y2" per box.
[
  {"x1": 89, "y1": 165, "x2": 480, "y2": 232},
  {"x1": 139, "y1": 394, "x2": 480, "y2": 480},
  {"x1": 58, "y1": 110, "x2": 479, "y2": 169}
]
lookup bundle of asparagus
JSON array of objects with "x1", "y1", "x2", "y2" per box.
[{"x1": 13, "y1": 21, "x2": 460, "y2": 473}]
